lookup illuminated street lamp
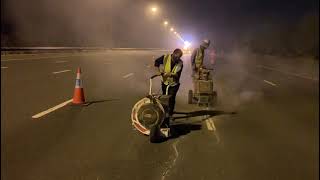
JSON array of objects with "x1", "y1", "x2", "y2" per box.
[
  {"x1": 170, "y1": 27, "x2": 174, "y2": 31},
  {"x1": 183, "y1": 41, "x2": 191, "y2": 51},
  {"x1": 184, "y1": 41, "x2": 191, "y2": 47},
  {"x1": 163, "y1": 21, "x2": 168, "y2": 25},
  {"x1": 151, "y1": 7, "x2": 157, "y2": 13},
  {"x1": 174, "y1": 31, "x2": 177, "y2": 34}
]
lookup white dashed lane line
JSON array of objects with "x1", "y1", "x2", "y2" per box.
[
  {"x1": 205, "y1": 118, "x2": 216, "y2": 131},
  {"x1": 205, "y1": 119, "x2": 214, "y2": 131},
  {"x1": 123, "y1": 73, "x2": 134, "y2": 79},
  {"x1": 257, "y1": 65, "x2": 318, "y2": 81},
  {"x1": 263, "y1": 80, "x2": 277, "y2": 86},
  {"x1": 1, "y1": 67, "x2": 8, "y2": 69},
  {"x1": 54, "y1": 60, "x2": 68, "y2": 63},
  {"x1": 52, "y1": 70, "x2": 71, "y2": 74},
  {"x1": 205, "y1": 117, "x2": 221, "y2": 143},
  {"x1": 32, "y1": 99, "x2": 73, "y2": 119}
]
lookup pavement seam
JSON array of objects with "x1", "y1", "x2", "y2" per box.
[{"x1": 161, "y1": 139, "x2": 182, "y2": 180}]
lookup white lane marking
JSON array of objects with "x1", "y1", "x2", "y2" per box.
[
  {"x1": 208, "y1": 118, "x2": 216, "y2": 131},
  {"x1": 55, "y1": 60, "x2": 68, "y2": 63},
  {"x1": 52, "y1": 70, "x2": 71, "y2": 74},
  {"x1": 206, "y1": 117, "x2": 221, "y2": 143},
  {"x1": 1, "y1": 56, "x2": 73, "y2": 62},
  {"x1": 32, "y1": 99, "x2": 73, "y2": 119},
  {"x1": 263, "y1": 80, "x2": 277, "y2": 86},
  {"x1": 257, "y1": 65, "x2": 318, "y2": 81},
  {"x1": 1, "y1": 67, "x2": 8, "y2": 69},
  {"x1": 123, "y1": 73, "x2": 134, "y2": 79},
  {"x1": 205, "y1": 119, "x2": 214, "y2": 131}
]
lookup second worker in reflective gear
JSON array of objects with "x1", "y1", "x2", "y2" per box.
[
  {"x1": 190, "y1": 39, "x2": 211, "y2": 77},
  {"x1": 154, "y1": 49, "x2": 184, "y2": 118}
]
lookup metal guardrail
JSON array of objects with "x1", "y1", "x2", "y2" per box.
[
  {"x1": 1, "y1": 47, "x2": 169, "y2": 51},
  {"x1": 1, "y1": 47, "x2": 170, "y2": 55}
]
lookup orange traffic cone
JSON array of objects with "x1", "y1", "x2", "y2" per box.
[{"x1": 72, "y1": 67, "x2": 86, "y2": 104}]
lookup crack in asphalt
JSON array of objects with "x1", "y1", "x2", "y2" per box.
[{"x1": 161, "y1": 138, "x2": 182, "y2": 180}]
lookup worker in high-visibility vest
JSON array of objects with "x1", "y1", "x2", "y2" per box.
[
  {"x1": 154, "y1": 49, "x2": 183, "y2": 123},
  {"x1": 191, "y1": 39, "x2": 211, "y2": 77}
]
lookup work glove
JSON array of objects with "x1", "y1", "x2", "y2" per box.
[{"x1": 163, "y1": 72, "x2": 172, "y2": 78}]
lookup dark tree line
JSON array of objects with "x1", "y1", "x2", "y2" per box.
[{"x1": 234, "y1": 12, "x2": 319, "y2": 58}]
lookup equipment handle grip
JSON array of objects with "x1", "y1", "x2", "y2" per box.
[
  {"x1": 150, "y1": 74, "x2": 161, "y2": 79},
  {"x1": 149, "y1": 74, "x2": 161, "y2": 95}
]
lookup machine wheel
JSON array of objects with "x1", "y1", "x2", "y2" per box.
[
  {"x1": 188, "y1": 90, "x2": 193, "y2": 104},
  {"x1": 208, "y1": 91, "x2": 217, "y2": 107},
  {"x1": 210, "y1": 91, "x2": 218, "y2": 107},
  {"x1": 149, "y1": 119, "x2": 163, "y2": 143}
]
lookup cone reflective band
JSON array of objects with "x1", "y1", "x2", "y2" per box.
[{"x1": 72, "y1": 67, "x2": 86, "y2": 104}]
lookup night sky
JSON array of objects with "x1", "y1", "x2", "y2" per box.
[
  {"x1": 162, "y1": 0, "x2": 318, "y2": 40},
  {"x1": 1, "y1": 0, "x2": 318, "y2": 47}
]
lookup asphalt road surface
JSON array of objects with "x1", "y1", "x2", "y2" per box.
[{"x1": 1, "y1": 50, "x2": 319, "y2": 180}]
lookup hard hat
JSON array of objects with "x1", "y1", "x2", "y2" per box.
[{"x1": 201, "y1": 39, "x2": 211, "y2": 48}]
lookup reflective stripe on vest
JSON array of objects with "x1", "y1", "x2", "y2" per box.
[
  {"x1": 195, "y1": 48, "x2": 204, "y2": 68},
  {"x1": 163, "y1": 54, "x2": 179, "y2": 85}
]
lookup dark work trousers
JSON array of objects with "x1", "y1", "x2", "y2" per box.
[
  {"x1": 161, "y1": 83, "x2": 180, "y2": 116},
  {"x1": 191, "y1": 66, "x2": 201, "y2": 77}
]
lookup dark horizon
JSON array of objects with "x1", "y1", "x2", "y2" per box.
[{"x1": 1, "y1": 0, "x2": 319, "y2": 56}]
